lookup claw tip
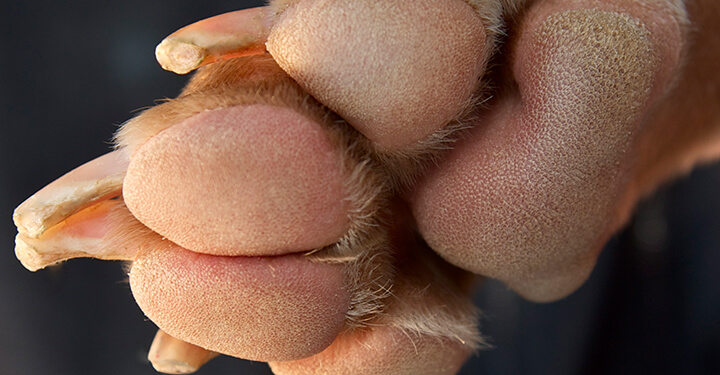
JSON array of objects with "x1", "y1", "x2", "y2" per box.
[
  {"x1": 15, "y1": 235, "x2": 46, "y2": 272},
  {"x1": 13, "y1": 201, "x2": 48, "y2": 238},
  {"x1": 155, "y1": 38, "x2": 206, "y2": 75},
  {"x1": 150, "y1": 360, "x2": 199, "y2": 374}
]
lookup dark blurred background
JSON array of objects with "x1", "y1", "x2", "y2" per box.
[{"x1": 1, "y1": 1, "x2": 718, "y2": 374}]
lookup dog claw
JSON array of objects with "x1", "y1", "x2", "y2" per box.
[
  {"x1": 13, "y1": 151, "x2": 127, "y2": 239},
  {"x1": 148, "y1": 330, "x2": 219, "y2": 374},
  {"x1": 155, "y1": 7, "x2": 271, "y2": 74}
]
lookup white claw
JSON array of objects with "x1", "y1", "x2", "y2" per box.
[
  {"x1": 155, "y1": 7, "x2": 271, "y2": 75},
  {"x1": 15, "y1": 200, "x2": 135, "y2": 271},
  {"x1": 149, "y1": 330, "x2": 219, "y2": 374},
  {"x1": 13, "y1": 151, "x2": 127, "y2": 239}
]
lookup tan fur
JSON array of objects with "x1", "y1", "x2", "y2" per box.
[
  {"x1": 115, "y1": 55, "x2": 336, "y2": 157},
  {"x1": 270, "y1": 243, "x2": 483, "y2": 374},
  {"x1": 377, "y1": 245, "x2": 484, "y2": 349},
  {"x1": 370, "y1": 91, "x2": 485, "y2": 191}
]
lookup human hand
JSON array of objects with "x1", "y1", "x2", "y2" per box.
[{"x1": 13, "y1": 0, "x2": 720, "y2": 374}]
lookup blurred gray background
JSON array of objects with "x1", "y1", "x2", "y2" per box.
[{"x1": 1, "y1": 1, "x2": 718, "y2": 374}]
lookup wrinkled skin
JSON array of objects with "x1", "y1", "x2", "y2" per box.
[{"x1": 14, "y1": 0, "x2": 720, "y2": 374}]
